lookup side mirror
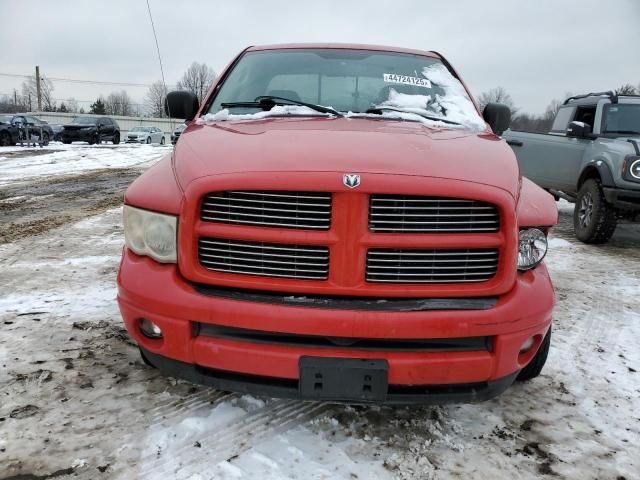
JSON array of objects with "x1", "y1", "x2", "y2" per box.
[
  {"x1": 165, "y1": 91, "x2": 199, "y2": 121},
  {"x1": 566, "y1": 121, "x2": 591, "y2": 138},
  {"x1": 482, "y1": 103, "x2": 511, "y2": 135}
]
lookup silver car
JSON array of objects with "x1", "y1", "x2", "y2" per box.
[{"x1": 126, "y1": 126, "x2": 165, "y2": 144}]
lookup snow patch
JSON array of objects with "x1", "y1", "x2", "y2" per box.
[
  {"x1": 548, "y1": 237, "x2": 573, "y2": 248},
  {"x1": 198, "y1": 105, "x2": 331, "y2": 123}
]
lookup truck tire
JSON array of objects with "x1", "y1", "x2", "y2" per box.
[
  {"x1": 573, "y1": 179, "x2": 617, "y2": 244},
  {"x1": 0, "y1": 131, "x2": 11, "y2": 146},
  {"x1": 516, "y1": 328, "x2": 551, "y2": 382}
]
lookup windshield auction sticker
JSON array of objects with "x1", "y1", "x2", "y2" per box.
[{"x1": 383, "y1": 74, "x2": 432, "y2": 88}]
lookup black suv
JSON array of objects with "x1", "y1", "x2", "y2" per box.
[
  {"x1": 61, "y1": 116, "x2": 120, "y2": 144},
  {"x1": 0, "y1": 114, "x2": 54, "y2": 146}
]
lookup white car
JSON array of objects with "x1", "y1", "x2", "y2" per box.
[{"x1": 126, "y1": 126, "x2": 165, "y2": 144}]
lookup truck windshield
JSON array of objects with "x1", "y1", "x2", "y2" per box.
[
  {"x1": 205, "y1": 49, "x2": 485, "y2": 130},
  {"x1": 602, "y1": 103, "x2": 640, "y2": 135}
]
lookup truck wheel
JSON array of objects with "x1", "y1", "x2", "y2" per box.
[
  {"x1": 516, "y1": 328, "x2": 551, "y2": 382},
  {"x1": 0, "y1": 131, "x2": 11, "y2": 146},
  {"x1": 573, "y1": 179, "x2": 617, "y2": 243}
]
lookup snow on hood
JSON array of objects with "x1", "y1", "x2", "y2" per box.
[
  {"x1": 372, "y1": 64, "x2": 486, "y2": 131},
  {"x1": 197, "y1": 105, "x2": 331, "y2": 124}
]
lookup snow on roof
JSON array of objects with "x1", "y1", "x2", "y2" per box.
[{"x1": 197, "y1": 105, "x2": 331, "y2": 124}]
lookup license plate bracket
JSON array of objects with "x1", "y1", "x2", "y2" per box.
[{"x1": 299, "y1": 357, "x2": 388, "y2": 402}]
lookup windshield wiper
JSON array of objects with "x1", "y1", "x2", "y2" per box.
[
  {"x1": 365, "y1": 106, "x2": 462, "y2": 125},
  {"x1": 221, "y1": 96, "x2": 343, "y2": 117}
]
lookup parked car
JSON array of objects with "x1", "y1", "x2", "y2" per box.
[
  {"x1": 61, "y1": 116, "x2": 120, "y2": 144},
  {"x1": 0, "y1": 115, "x2": 19, "y2": 146},
  {"x1": 118, "y1": 43, "x2": 557, "y2": 404},
  {"x1": 126, "y1": 126, "x2": 165, "y2": 144},
  {"x1": 0, "y1": 114, "x2": 53, "y2": 145},
  {"x1": 171, "y1": 123, "x2": 186, "y2": 144},
  {"x1": 503, "y1": 91, "x2": 640, "y2": 243}
]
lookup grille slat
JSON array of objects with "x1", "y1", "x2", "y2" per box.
[
  {"x1": 366, "y1": 248, "x2": 499, "y2": 283},
  {"x1": 201, "y1": 191, "x2": 331, "y2": 230},
  {"x1": 200, "y1": 247, "x2": 327, "y2": 260},
  {"x1": 199, "y1": 238, "x2": 329, "y2": 280},
  {"x1": 369, "y1": 194, "x2": 500, "y2": 233}
]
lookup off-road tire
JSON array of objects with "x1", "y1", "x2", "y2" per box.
[
  {"x1": 516, "y1": 328, "x2": 551, "y2": 381},
  {"x1": 573, "y1": 178, "x2": 617, "y2": 244},
  {"x1": 113, "y1": 132, "x2": 120, "y2": 145}
]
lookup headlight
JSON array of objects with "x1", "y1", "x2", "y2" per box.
[
  {"x1": 622, "y1": 155, "x2": 640, "y2": 183},
  {"x1": 123, "y1": 205, "x2": 177, "y2": 263},
  {"x1": 518, "y1": 228, "x2": 547, "y2": 271}
]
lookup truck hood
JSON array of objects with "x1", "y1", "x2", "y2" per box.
[{"x1": 174, "y1": 117, "x2": 520, "y2": 198}]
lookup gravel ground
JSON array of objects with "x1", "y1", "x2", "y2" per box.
[{"x1": 0, "y1": 145, "x2": 638, "y2": 480}]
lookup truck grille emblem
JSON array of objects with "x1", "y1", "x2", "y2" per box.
[{"x1": 343, "y1": 173, "x2": 361, "y2": 189}]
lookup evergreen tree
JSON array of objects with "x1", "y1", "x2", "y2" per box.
[{"x1": 90, "y1": 98, "x2": 106, "y2": 115}]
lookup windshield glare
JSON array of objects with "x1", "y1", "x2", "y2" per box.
[
  {"x1": 72, "y1": 117, "x2": 98, "y2": 124},
  {"x1": 131, "y1": 127, "x2": 150, "y2": 132},
  {"x1": 603, "y1": 103, "x2": 640, "y2": 134},
  {"x1": 206, "y1": 49, "x2": 484, "y2": 130}
]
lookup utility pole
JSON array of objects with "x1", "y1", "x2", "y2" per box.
[{"x1": 35, "y1": 65, "x2": 42, "y2": 111}]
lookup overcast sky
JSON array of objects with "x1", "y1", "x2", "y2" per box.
[{"x1": 1, "y1": 0, "x2": 639, "y2": 114}]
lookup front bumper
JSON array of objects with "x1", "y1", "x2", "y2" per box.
[
  {"x1": 61, "y1": 130, "x2": 94, "y2": 142},
  {"x1": 603, "y1": 186, "x2": 640, "y2": 211},
  {"x1": 117, "y1": 248, "x2": 554, "y2": 404}
]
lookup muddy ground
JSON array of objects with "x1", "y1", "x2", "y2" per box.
[{"x1": 0, "y1": 168, "x2": 144, "y2": 244}]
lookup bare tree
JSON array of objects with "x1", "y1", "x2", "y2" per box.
[
  {"x1": 21, "y1": 75, "x2": 55, "y2": 111},
  {"x1": 477, "y1": 86, "x2": 517, "y2": 113},
  {"x1": 145, "y1": 80, "x2": 168, "y2": 117},
  {"x1": 615, "y1": 84, "x2": 637, "y2": 95},
  {"x1": 66, "y1": 98, "x2": 79, "y2": 113},
  {"x1": 543, "y1": 98, "x2": 562, "y2": 122},
  {"x1": 104, "y1": 90, "x2": 133, "y2": 116},
  {"x1": 176, "y1": 62, "x2": 216, "y2": 103}
]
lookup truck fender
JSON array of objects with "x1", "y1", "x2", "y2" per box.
[
  {"x1": 517, "y1": 177, "x2": 558, "y2": 228},
  {"x1": 578, "y1": 160, "x2": 615, "y2": 188},
  {"x1": 124, "y1": 153, "x2": 183, "y2": 214}
]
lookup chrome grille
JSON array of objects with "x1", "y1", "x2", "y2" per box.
[
  {"x1": 198, "y1": 238, "x2": 329, "y2": 280},
  {"x1": 369, "y1": 195, "x2": 499, "y2": 233},
  {"x1": 366, "y1": 248, "x2": 499, "y2": 283},
  {"x1": 201, "y1": 191, "x2": 331, "y2": 230}
]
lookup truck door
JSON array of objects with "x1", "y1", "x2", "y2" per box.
[{"x1": 539, "y1": 106, "x2": 593, "y2": 194}]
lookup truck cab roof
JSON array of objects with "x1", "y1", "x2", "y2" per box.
[{"x1": 564, "y1": 91, "x2": 640, "y2": 106}]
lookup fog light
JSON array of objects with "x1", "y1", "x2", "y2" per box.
[
  {"x1": 139, "y1": 318, "x2": 163, "y2": 339},
  {"x1": 520, "y1": 336, "x2": 535, "y2": 353}
]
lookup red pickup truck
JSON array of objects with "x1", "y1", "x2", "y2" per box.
[{"x1": 117, "y1": 44, "x2": 557, "y2": 404}]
